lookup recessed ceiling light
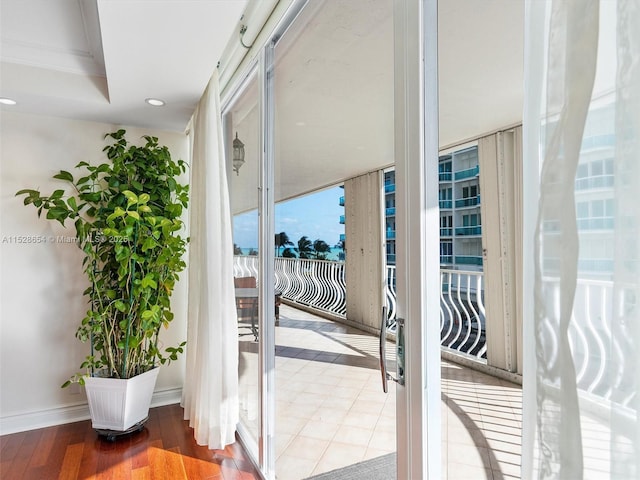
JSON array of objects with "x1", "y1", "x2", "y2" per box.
[
  {"x1": 295, "y1": 121, "x2": 306, "y2": 126},
  {"x1": 0, "y1": 97, "x2": 17, "y2": 105},
  {"x1": 145, "y1": 98, "x2": 165, "y2": 107}
]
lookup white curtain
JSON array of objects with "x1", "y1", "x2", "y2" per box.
[
  {"x1": 182, "y1": 70, "x2": 239, "y2": 449},
  {"x1": 523, "y1": 0, "x2": 640, "y2": 478}
]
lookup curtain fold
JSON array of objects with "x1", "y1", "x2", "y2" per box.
[
  {"x1": 181, "y1": 69, "x2": 239, "y2": 449},
  {"x1": 524, "y1": 0, "x2": 640, "y2": 478}
]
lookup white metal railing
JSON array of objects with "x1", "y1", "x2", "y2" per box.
[
  {"x1": 439, "y1": 269, "x2": 487, "y2": 360},
  {"x1": 233, "y1": 256, "x2": 487, "y2": 361},
  {"x1": 275, "y1": 257, "x2": 347, "y2": 316},
  {"x1": 233, "y1": 256, "x2": 634, "y2": 408},
  {"x1": 541, "y1": 277, "x2": 635, "y2": 409},
  {"x1": 234, "y1": 256, "x2": 347, "y2": 317},
  {"x1": 385, "y1": 265, "x2": 397, "y2": 331}
]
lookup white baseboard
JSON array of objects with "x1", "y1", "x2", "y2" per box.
[{"x1": 0, "y1": 387, "x2": 182, "y2": 436}]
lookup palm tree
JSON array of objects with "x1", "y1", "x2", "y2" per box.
[
  {"x1": 297, "y1": 236, "x2": 314, "y2": 259},
  {"x1": 282, "y1": 247, "x2": 297, "y2": 258},
  {"x1": 275, "y1": 231, "x2": 294, "y2": 257},
  {"x1": 313, "y1": 239, "x2": 331, "y2": 260},
  {"x1": 233, "y1": 243, "x2": 242, "y2": 255}
]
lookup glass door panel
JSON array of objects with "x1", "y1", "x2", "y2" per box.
[
  {"x1": 272, "y1": 1, "x2": 396, "y2": 478},
  {"x1": 224, "y1": 69, "x2": 261, "y2": 455}
]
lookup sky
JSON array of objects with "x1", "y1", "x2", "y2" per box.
[{"x1": 233, "y1": 185, "x2": 345, "y2": 250}]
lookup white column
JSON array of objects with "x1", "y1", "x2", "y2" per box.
[
  {"x1": 478, "y1": 127, "x2": 523, "y2": 374},
  {"x1": 344, "y1": 171, "x2": 385, "y2": 331}
]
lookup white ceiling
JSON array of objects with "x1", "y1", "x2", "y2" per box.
[
  {"x1": 227, "y1": 0, "x2": 524, "y2": 211},
  {"x1": 1, "y1": 0, "x2": 524, "y2": 207},
  {"x1": 0, "y1": 0, "x2": 248, "y2": 132}
]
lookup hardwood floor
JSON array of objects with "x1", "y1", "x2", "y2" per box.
[{"x1": 0, "y1": 404, "x2": 262, "y2": 480}]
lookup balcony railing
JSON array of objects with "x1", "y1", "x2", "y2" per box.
[
  {"x1": 455, "y1": 255, "x2": 483, "y2": 266},
  {"x1": 386, "y1": 207, "x2": 396, "y2": 216},
  {"x1": 577, "y1": 217, "x2": 615, "y2": 230},
  {"x1": 439, "y1": 172, "x2": 452, "y2": 182},
  {"x1": 439, "y1": 200, "x2": 453, "y2": 209},
  {"x1": 575, "y1": 175, "x2": 614, "y2": 190},
  {"x1": 384, "y1": 184, "x2": 396, "y2": 193},
  {"x1": 440, "y1": 270, "x2": 486, "y2": 360},
  {"x1": 233, "y1": 256, "x2": 487, "y2": 362},
  {"x1": 455, "y1": 226, "x2": 482, "y2": 236},
  {"x1": 541, "y1": 276, "x2": 635, "y2": 410},
  {"x1": 234, "y1": 255, "x2": 637, "y2": 411},
  {"x1": 455, "y1": 195, "x2": 481, "y2": 208},
  {"x1": 454, "y1": 165, "x2": 480, "y2": 180}
]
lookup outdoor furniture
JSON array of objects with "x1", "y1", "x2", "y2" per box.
[
  {"x1": 235, "y1": 286, "x2": 259, "y2": 341},
  {"x1": 234, "y1": 276, "x2": 282, "y2": 338}
]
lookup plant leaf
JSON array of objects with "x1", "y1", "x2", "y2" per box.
[{"x1": 53, "y1": 170, "x2": 74, "y2": 182}]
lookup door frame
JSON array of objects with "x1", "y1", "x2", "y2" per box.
[
  {"x1": 223, "y1": 0, "x2": 441, "y2": 477},
  {"x1": 394, "y1": 0, "x2": 441, "y2": 478}
]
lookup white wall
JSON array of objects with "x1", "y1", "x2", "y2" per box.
[{"x1": 0, "y1": 111, "x2": 190, "y2": 434}]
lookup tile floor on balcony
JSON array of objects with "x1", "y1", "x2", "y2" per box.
[{"x1": 237, "y1": 304, "x2": 522, "y2": 480}]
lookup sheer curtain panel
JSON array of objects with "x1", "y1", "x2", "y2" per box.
[
  {"x1": 523, "y1": 0, "x2": 640, "y2": 478},
  {"x1": 182, "y1": 70, "x2": 239, "y2": 449}
]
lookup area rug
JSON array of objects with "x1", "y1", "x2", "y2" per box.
[{"x1": 305, "y1": 453, "x2": 396, "y2": 480}]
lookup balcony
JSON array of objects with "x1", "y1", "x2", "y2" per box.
[
  {"x1": 439, "y1": 172, "x2": 453, "y2": 182},
  {"x1": 237, "y1": 303, "x2": 522, "y2": 479},
  {"x1": 385, "y1": 207, "x2": 396, "y2": 216},
  {"x1": 455, "y1": 195, "x2": 481, "y2": 208},
  {"x1": 234, "y1": 256, "x2": 521, "y2": 478},
  {"x1": 439, "y1": 200, "x2": 453, "y2": 209},
  {"x1": 440, "y1": 227, "x2": 453, "y2": 237},
  {"x1": 454, "y1": 165, "x2": 480, "y2": 180},
  {"x1": 234, "y1": 255, "x2": 623, "y2": 479},
  {"x1": 455, "y1": 225, "x2": 482, "y2": 236},
  {"x1": 577, "y1": 217, "x2": 615, "y2": 230},
  {"x1": 234, "y1": 257, "x2": 488, "y2": 362},
  {"x1": 455, "y1": 255, "x2": 483, "y2": 266},
  {"x1": 440, "y1": 255, "x2": 453, "y2": 264},
  {"x1": 386, "y1": 229, "x2": 396, "y2": 239},
  {"x1": 384, "y1": 184, "x2": 395, "y2": 193},
  {"x1": 339, "y1": 215, "x2": 345, "y2": 224},
  {"x1": 575, "y1": 174, "x2": 614, "y2": 190},
  {"x1": 581, "y1": 133, "x2": 615, "y2": 150},
  {"x1": 339, "y1": 195, "x2": 345, "y2": 206}
]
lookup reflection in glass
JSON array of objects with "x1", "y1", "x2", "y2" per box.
[{"x1": 225, "y1": 72, "x2": 260, "y2": 448}]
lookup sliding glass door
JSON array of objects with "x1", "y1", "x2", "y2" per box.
[
  {"x1": 224, "y1": 1, "x2": 441, "y2": 478},
  {"x1": 224, "y1": 67, "x2": 264, "y2": 460}
]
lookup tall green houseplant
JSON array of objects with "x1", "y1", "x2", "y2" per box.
[{"x1": 17, "y1": 130, "x2": 188, "y2": 383}]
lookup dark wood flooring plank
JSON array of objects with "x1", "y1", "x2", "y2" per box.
[
  {"x1": 165, "y1": 446, "x2": 188, "y2": 479},
  {"x1": 1, "y1": 431, "x2": 26, "y2": 460},
  {"x1": 131, "y1": 465, "x2": 151, "y2": 480},
  {"x1": 27, "y1": 426, "x2": 57, "y2": 468},
  {"x1": 1, "y1": 429, "x2": 42, "y2": 479},
  {"x1": 147, "y1": 439, "x2": 168, "y2": 480},
  {"x1": 58, "y1": 443, "x2": 84, "y2": 480},
  {"x1": 0, "y1": 404, "x2": 261, "y2": 480}
]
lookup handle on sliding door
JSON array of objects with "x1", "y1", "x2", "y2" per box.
[
  {"x1": 379, "y1": 307, "x2": 406, "y2": 393},
  {"x1": 379, "y1": 306, "x2": 389, "y2": 393}
]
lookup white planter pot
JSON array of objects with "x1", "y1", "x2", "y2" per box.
[{"x1": 84, "y1": 367, "x2": 159, "y2": 431}]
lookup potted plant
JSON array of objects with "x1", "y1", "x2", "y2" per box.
[{"x1": 16, "y1": 130, "x2": 189, "y2": 436}]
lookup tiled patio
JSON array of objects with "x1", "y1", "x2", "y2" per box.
[{"x1": 238, "y1": 304, "x2": 522, "y2": 479}]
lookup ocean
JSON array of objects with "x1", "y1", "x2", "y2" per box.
[{"x1": 239, "y1": 247, "x2": 345, "y2": 261}]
